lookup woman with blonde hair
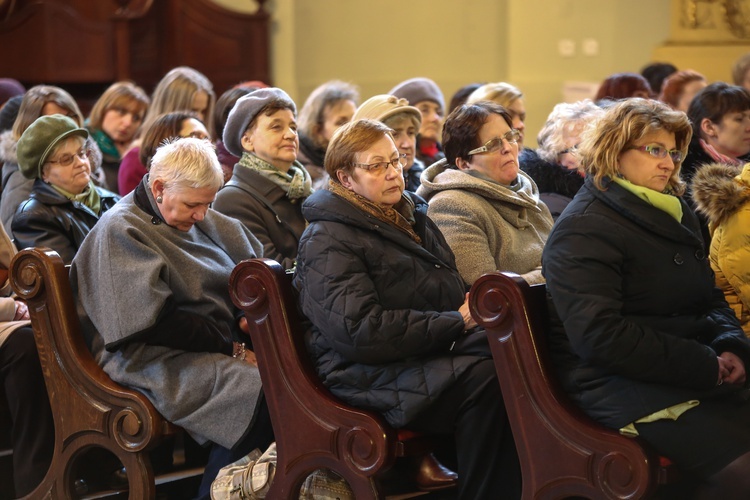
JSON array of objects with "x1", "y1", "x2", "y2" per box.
[
  {"x1": 466, "y1": 82, "x2": 527, "y2": 149},
  {"x1": 0, "y1": 85, "x2": 107, "y2": 234},
  {"x1": 86, "y1": 81, "x2": 150, "y2": 192},
  {"x1": 543, "y1": 98, "x2": 750, "y2": 498}
]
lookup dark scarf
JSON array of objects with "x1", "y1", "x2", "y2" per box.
[
  {"x1": 298, "y1": 133, "x2": 326, "y2": 167},
  {"x1": 327, "y1": 179, "x2": 421, "y2": 244}
]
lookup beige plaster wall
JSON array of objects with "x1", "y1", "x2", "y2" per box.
[{"x1": 214, "y1": 0, "x2": 676, "y2": 146}]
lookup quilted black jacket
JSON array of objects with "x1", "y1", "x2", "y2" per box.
[{"x1": 293, "y1": 189, "x2": 486, "y2": 428}]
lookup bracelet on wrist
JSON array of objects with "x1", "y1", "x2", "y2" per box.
[{"x1": 233, "y1": 342, "x2": 246, "y2": 361}]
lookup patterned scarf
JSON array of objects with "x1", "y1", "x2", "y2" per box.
[
  {"x1": 700, "y1": 139, "x2": 743, "y2": 166},
  {"x1": 238, "y1": 152, "x2": 313, "y2": 201},
  {"x1": 51, "y1": 180, "x2": 102, "y2": 214},
  {"x1": 328, "y1": 179, "x2": 421, "y2": 244}
]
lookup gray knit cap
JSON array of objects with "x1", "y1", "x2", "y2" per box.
[
  {"x1": 388, "y1": 78, "x2": 445, "y2": 111},
  {"x1": 223, "y1": 87, "x2": 296, "y2": 157}
]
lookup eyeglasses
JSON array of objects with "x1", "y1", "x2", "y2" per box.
[
  {"x1": 352, "y1": 154, "x2": 406, "y2": 175},
  {"x1": 468, "y1": 129, "x2": 521, "y2": 156},
  {"x1": 631, "y1": 145, "x2": 684, "y2": 163},
  {"x1": 46, "y1": 148, "x2": 92, "y2": 167}
]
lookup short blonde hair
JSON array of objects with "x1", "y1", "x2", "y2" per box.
[
  {"x1": 578, "y1": 98, "x2": 692, "y2": 195},
  {"x1": 466, "y1": 82, "x2": 523, "y2": 108},
  {"x1": 537, "y1": 100, "x2": 603, "y2": 163},
  {"x1": 148, "y1": 137, "x2": 224, "y2": 193}
]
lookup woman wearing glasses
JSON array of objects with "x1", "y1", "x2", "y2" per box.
[
  {"x1": 294, "y1": 118, "x2": 521, "y2": 499},
  {"x1": 213, "y1": 88, "x2": 310, "y2": 271},
  {"x1": 543, "y1": 98, "x2": 750, "y2": 497},
  {"x1": 417, "y1": 101, "x2": 553, "y2": 286},
  {"x1": 12, "y1": 115, "x2": 119, "y2": 263}
]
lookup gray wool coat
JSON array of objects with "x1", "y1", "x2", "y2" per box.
[
  {"x1": 71, "y1": 178, "x2": 264, "y2": 448},
  {"x1": 417, "y1": 159, "x2": 553, "y2": 286}
]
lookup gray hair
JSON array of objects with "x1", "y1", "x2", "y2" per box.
[
  {"x1": 537, "y1": 100, "x2": 604, "y2": 163},
  {"x1": 297, "y1": 80, "x2": 359, "y2": 143},
  {"x1": 148, "y1": 137, "x2": 224, "y2": 193}
]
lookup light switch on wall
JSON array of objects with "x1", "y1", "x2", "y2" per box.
[
  {"x1": 558, "y1": 39, "x2": 575, "y2": 57},
  {"x1": 582, "y1": 38, "x2": 599, "y2": 56}
]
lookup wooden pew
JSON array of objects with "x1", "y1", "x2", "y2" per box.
[
  {"x1": 470, "y1": 271, "x2": 677, "y2": 500},
  {"x1": 9, "y1": 247, "x2": 201, "y2": 499},
  {"x1": 229, "y1": 258, "x2": 451, "y2": 499}
]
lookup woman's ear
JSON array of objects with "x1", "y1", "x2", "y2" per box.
[
  {"x1": 700, "y1": 118, "x2": 717, "y2": 139},
  {"x1": 455, "y1": 156, "x2": 471, "y2": 170},
  {"x1": 240, "y1": 130, "x2": 254, "y2": 152},
  {"x1": 151, "y1": 179, "x2": 165, "y2": 200},
  {"x1": 336, "y1": 169, "x2": 354, "y2": 189}
]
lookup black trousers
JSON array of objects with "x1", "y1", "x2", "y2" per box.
[
  {"x1": 0, "y1": 326, "x2": 54, "y2": 497},
  {"x1": 195, "y1": 394, "x2": 275, "y2": 500},
  {"x1": 407, "y1": 358, "x2": 522, "y2": 500}
]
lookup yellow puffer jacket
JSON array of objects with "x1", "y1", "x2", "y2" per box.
[{"x1": 693, "y1": 162, "x2": 750, "y2": 337}]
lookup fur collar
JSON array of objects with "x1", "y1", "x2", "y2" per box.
[{"x1": 691, "y1": 162, "x2": 750, "y2": 226}]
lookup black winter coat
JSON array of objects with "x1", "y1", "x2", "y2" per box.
[
  {"x1": 519, "y1": 148, "x2": 584, "y2": 220},
  {"x1": 12, "y1": 179, "x2": 120, "y2": 264},
  {"x1": 293, "y1": 189, "x2": 486, "y2": 428},
  {"x1": 542, "y1": 177, "x2": 750, "y2": 429}
]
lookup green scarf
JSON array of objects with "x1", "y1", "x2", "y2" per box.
[
  {"x1": 51, "y1": 181, "x2": 102, "y2": 215},
  {"x1": 238, "y1": 152, "x2": 313, "y2": 201},
  {"x1": 613, "y1": 177, "x2": 682, "y2": 222},
  {"x1": 86, "y1": 123, "x2": 120, "y2": 160}
]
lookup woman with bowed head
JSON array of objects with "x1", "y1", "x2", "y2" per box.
[
  {"x1": 12, "y1": 115, "x2": 119, "y2": 263},
  {"x1": 658, "y1": 70, "x2": 707, "y2": 113},
  {"x1": 417, "y1": 101, "x2": 553, "y2": 286},
  {"x1": 293, "y1": 118, "x2": 521, "y2": 499},
  {"x1": 86, "y1": 81, "x2": 150, "y2": 193},
  {"x1": 70, "y1": 137, "x2": 272, "y2": 499},
  {"x1": 543, "y1": 98, "x2": 750, "y2": 498},
  {"x1": 213, "y1": 88, "x2": 310, "y2": 271},
  {"x1": 296, "y1": 79, "x2": 359, "y2": 186}
]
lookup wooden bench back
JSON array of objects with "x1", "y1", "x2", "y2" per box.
[
  {"x1": 10, "y1": 247, "x2": 177, "y2": 499},
  {"x1": 470, "y1": 271, "x2": 672, "y2": 500},
  {"x1": 230, "y1": 258, "x2": 441, "y2": 500}
]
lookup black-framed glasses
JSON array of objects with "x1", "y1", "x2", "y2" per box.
[
  {"x1": 468, "y1": 129, "x2": 521, "y2": 156},
  {"x1": 631, "y1": 145, "x2": 684, "y2": 163},
  {"x1": 352, "y1": 154, "x2": 406, "y2": 175},
  {"x1": 46, "y1": 148, "x2": 92, "y2": 167}
]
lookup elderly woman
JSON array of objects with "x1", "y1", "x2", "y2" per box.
[
  {"x1": 0, "y1": 85, "x2": 107, "y2": 235},
  {"x1": 543, "y1": 98, "x2": 750, "y2": 498},
  {"x1": 352, "y1": 94, "x2": 424, "y2": 191},
  {"x1": 296, "y1": 80, "x2": 358, "y2": 185},
  {"x1": 294, "y1": 119, "x2": 520, "y2": 499},
  {"x1": 213, "y1": 88, "x2": 311, "y2": 271},
  {"x1": 389, "y1": 77, "x2": 446, "y2": 166},
  {"x1": 520, "y1": 99, "x2": 603, "y2": 219},
  {"x1": 692, "y1": 161, "x2": 750, "y2": 338},
  {"x1": 466, "y1": 82, "x2": 527, "y2": 149},
  {"x1": 417, "y1": 101, "x2": 553, "y2": 286},
  {"x1": 70, "y1": 137, "x2": 272, "y2": 499},
  {"x1": 12, "y1": 115, "x2": 119, "y2": 263}
]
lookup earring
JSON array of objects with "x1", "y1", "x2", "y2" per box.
[{"x1": 156, "y1": 196, "x2": 163, "y2": 203}]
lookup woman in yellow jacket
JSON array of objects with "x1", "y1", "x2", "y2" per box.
[{"x1": 693, "y1": 162, "x2": 750, "y2": 336}]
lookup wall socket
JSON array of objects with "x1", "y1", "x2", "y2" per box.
[
  {"x1": 582, "y1": 38, "x2": 599, "y2": 56},
  {"x1": 558, "y1": 39, "x2": 575, "y2": 57}
]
